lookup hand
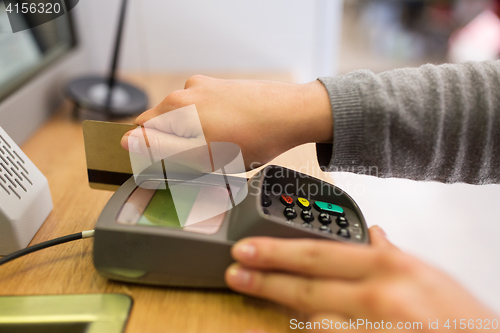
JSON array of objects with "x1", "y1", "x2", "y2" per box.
[
  {"x1": 121, "y1": 75, "x2": 333, "y2": 170},
  {"x1": 225, "y1": 227, "x2": 498, "y2": 332}
]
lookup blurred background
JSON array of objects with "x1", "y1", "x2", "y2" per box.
[
  {"x1": 339, "y1": 0, "x2": 500, "y2": 74},
  {"x1": 78, "y1": 0, "x2": 342, "y2": 82},
  {"x1": 75, "y1": 0, "x2": 500, "y2": 81},
  {"x1": 2, "y1": 0, "x2": 500, "y2": 101},
  {"x1": 67, "y1": 0, "x2": 500, "y2": 81}
]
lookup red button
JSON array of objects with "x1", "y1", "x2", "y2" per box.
[{"x1": 280, "y1": 195, "x2": 294, "y2": 207}]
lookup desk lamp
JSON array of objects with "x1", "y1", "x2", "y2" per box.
[{"x1": 65, "y1": 0, "x2": 148, "y2": 119}]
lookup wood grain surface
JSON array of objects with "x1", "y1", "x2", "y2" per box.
[{"x1": 0, "y1": 72, "x2": 331, "y2": 333}]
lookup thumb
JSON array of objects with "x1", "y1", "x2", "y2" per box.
[
  {"x1": 369, "y1": 225, "x2": 397, "y2": 249},
  {"x1": 124, "y1": 126, "x2": 213, "y2": 173}
]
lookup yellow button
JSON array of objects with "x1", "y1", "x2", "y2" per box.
[{"x1": 297, "y1": 197, "x2": 310, "y2": 209}]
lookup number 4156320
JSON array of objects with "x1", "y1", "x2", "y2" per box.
[
  {"x1": 444, "y1": 319, "x2": 498, "y2": 330},
  {"x1": 6, "y1": 2, "x2": 62, "y2": 14}
]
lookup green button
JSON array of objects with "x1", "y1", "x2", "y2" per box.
[{"x1": 313, "y1": 201, "x2": 344, "y2": 215}]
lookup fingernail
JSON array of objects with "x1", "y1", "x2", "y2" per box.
[
  {"x1": 233, "y1": 242, "x2": 256, "y2": 260},
  {"x1": 128, "y1": 136, "x2": 141, "y2": 154},
  {"x1": 227, "y1": 266, "x2": 251, "y2": 287}
]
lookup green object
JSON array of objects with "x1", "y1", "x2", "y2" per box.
[
  {"x1": 138, "y1": 184, "x2": 200, "y2": 228},
  {"x1": 313, "y1": 201, "x2": 344, "y2": 215},
  {"x1": 139, "y1": 187, "x2": 180, "y2": 228},
  {"x1": 0, "y1": 294, "x2": 132, "y2": 333}
]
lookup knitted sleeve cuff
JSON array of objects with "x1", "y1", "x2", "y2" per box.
[{"x1": 316, "y1": 76, "x2": 364, "y2": 171}]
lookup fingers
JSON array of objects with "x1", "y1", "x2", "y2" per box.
[
  {"x1": 136, "y1": 75, "x2": 214, "y2": 125},
  {"x1": 142, "y1": 104, "x2": 204, "y2": 138},
  {"x1": 368, "y1": 226, "x2": 397, "y2": 250},
  {"x1": 121, "y1": 130, "x2": 132, "y2": 150},
  {"x1": 184, "y1": 74, "x2": 212, "y2": 89},
  {"x1": 135, "y1": 106, "x2": 161, "y2": 126},
  {"x1": 121, "y1": 104, "x2": 246, "y2": 174},
  {"x1": 225, "y1": 263, "x2": 358, "y2": 315},
  {"x1": 122, "y1": 104, "x2": 207, "y2": 157},
  {"x1": 230, "y1": 237, "x2": 378, "y2": 279},
  {"x1": 123, "y1": 126, "x2": 213, "y2": 174},
  {"x1": 135, "y1": 90, "x2": 190, "y2": 125}
]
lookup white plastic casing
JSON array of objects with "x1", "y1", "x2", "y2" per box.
[{"x1": 0, "y1": 126, "x2": 53, "y2": 255}]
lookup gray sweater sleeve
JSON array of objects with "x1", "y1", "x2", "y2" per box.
[{"x1": 317, "y1": 61, "x2": 500, "y2": 185}]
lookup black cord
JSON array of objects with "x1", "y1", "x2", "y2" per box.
[{"x1": 0, "y1": 230, "x2": 95, "y2": 267}]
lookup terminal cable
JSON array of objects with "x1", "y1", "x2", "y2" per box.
[{"x1": 0, "y1": 230, "x2": 95, "y2": 267}]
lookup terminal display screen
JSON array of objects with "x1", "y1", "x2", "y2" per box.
[{"x1": 116, "y1": 181, "x2": 230, "y2": 235}]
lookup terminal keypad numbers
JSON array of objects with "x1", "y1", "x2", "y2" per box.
[{"x1": 261, "y1": 193, "x2": 363, "y2": 240}]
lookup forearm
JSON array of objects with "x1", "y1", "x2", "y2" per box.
[{"x1": 318, "y1": 61, "x2": 500, "y2": 184}]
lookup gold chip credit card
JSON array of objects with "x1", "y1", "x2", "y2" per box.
[{"x1": 82, "y1": 120, "x2": 138, "y2": 191}]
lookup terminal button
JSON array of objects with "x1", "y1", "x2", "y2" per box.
[
  {"x1": 337, "y1": 228, "x2": 350, "y2": 238},
  {"x1": 350, "y1": 227, "x2": 362, "y2": 235},
  {"x1": 319, "y1": 225, "x2": 332, "y2": 233},
  {"x1": 318, "y1": 213, "x2": 331, "y2": 225},
  {"x1": 284, "y1": 207, "x2": 297, "y2": 220},
  {"x1": 301, "y1": 210, "x2": 314, "y2": 223},
  {"x1": 297, "y1": 197, "x2": 310, "y2": 210},
  {"x1": 313, "y1": 201, "x2": 344, "y2": 215},
  {"x1": 336, "y1": 216, "x2": 349, "y2": 228},
  {"x1": 261, "y1": 194, "x2": 272, "y2": 207},
  {"x1": 280, "y1": 195, "x2": 294, "y2": 207}
]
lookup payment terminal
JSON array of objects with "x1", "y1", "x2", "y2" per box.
[{"x1": 93, "y1": 165, "x2": 369, "y2": 288}]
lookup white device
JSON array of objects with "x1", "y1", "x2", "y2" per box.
[{"x1": 0, "y1": 126, "x2": 53, "y2": 255}]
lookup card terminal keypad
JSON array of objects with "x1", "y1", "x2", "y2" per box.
[{"x1": 261, "y1": 193, "x2": 364, "y2": 241}]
